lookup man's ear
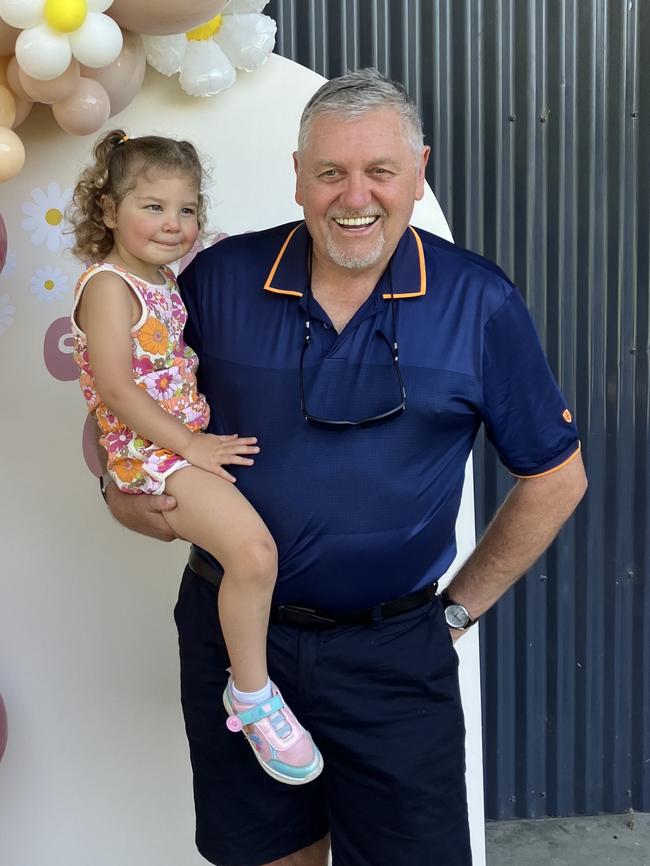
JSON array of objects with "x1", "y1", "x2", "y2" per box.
[
  {"x1": 293, "y1": 152, "x2": 303, "y2": 206},
  {"x1": 101, "y1": 196, "x2": 117, "y2": 229},
  {"x1": 415, "y1": 146, "x2": 431, "y2": 202}
]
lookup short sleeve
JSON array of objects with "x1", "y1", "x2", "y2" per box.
[{"x1": 481, "y1": 289, "x2": 580, "y2": 477}]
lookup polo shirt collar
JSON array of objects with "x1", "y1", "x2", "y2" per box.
[{"x1": 263, "y1": 222, "x2": 427, "y2": 300}]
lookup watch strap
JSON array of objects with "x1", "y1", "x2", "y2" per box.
[{"x1": 441, "y1": 588, "x2": 477, "y2": 629}]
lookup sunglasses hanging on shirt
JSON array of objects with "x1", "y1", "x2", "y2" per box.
[{"x1": 299, "y1": 241, "x2": 406, "y2": 430}]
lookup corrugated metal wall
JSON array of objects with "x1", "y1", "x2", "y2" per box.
[{"x1": 265, "y1": 0, "x2": 650, "y2": 820}]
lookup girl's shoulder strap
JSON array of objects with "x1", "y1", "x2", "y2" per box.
[
  {"x1": 71, "y1": 262, "x2": 148, "y2": 338},
  {"x1": 73, "y1": 261, "x2": 140, "y2": 295}
]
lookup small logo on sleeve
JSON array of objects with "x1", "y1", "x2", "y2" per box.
[{"x1": 562, "y1": 409, "x2": 573, "y2": 423}]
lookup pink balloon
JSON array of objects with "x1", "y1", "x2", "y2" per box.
[
  {"x1": 0, "y1": 694, "x2": 7, "y2": 764},
  {"x1": 52, "y1": 77, "x2": 110, "y2": 136},
  {"x1": 6, "y1": 56, "x2": 33, "y2": 103},
  {"x1": 81, "y1": 31, "x2": 145, "y2": 117},
  {"x1": 19, "y1": 59, "x2": 81, "y2": 105},
  {"x1": 108, "y1": 0, "x2": 228, "y2": 36},
  {"x1": 43, "y1": 316, "x2": 79, "y2": 381},
  {"x1": 0, "y1": 20, "x2": 19, "y2": 57},
  {"x1": 6, "y1": 56, "x2": 36, "y2": 127},
  {"x1": 0, "y1": 214, "x2": 7, "y2": 273}
]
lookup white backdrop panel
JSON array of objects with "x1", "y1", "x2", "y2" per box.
[{"x1": 0, "y1": 54, "x2": 485, "y2": 866}]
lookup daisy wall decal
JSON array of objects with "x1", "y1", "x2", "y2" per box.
[
  {"x1": 21, "y1": 182, "x2": 71, "y2": 252},
  {"x1": 0, "y1": 291, "x2": 15, "y2": 333},
  {"x1": 0, "y1": 251, "x2": 16, "y2": 277},
  {"x1": 30, "y1": 264, "x2": 69, "y2": 303}
]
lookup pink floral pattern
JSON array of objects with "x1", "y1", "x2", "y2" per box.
[{"x1": 71, "y1": 262, "x2": 210, "y2": 494}]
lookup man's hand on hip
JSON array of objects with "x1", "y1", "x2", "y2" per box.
[{"x1": 104, "y1": 482, "x2": 178, "y2": 542}]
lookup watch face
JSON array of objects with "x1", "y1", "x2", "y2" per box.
[{"x1": 444, "y1": 603, "x2": 471, "y2": 630}]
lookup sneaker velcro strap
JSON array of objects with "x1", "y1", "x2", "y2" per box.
[{"x1": 235, "y1": 694, "x2": 285, "y2": 726}]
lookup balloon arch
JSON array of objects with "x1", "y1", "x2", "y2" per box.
[{"x1": 0, "y1": 0, "x2": 276, "y2": 182}]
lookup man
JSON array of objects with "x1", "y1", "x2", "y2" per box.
[{"x1": 104, "y1": 69, "x2": 586, "y2": 866}]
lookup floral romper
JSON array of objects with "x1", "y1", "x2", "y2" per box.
[{"x1": 71, "y1": 262, "x2": 210, "y2": 494}]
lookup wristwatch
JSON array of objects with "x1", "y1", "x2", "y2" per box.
[{"x1": 441, "y1": 589, "x2": 477, "y2": 630}]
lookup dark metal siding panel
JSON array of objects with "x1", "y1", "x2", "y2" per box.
[
  {"x1": 636, "y1": 0, "x2": 650, "y2": 813},
  {"x1": 265, "y1": 0, "x2": 650, "y2": 819}
]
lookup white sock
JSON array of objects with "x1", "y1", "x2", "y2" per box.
[{"x1": 232, "y1": 678, "x2": 273, "y2": 705}]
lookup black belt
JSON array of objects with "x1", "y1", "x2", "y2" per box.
[{"x1": 187, "y1": 545, "x2": 439, "y2": 628}]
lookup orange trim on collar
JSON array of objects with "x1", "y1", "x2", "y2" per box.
[
  {"x1": 263, "y1": 223, "x2": 304, "y2": 296},
  {"x1": 263, "y1": 223, "x2": 427, "y2": 299},
  {"x1": 382, "y1": 226, "x2": 427, "y2": 299}
]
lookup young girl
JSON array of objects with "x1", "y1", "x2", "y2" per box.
[{"x1": 69, "y1": 129, "x2": 323, "y2": 786}]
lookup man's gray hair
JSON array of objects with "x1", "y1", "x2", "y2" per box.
[{"x1": 297, "y1": 68, "x2": 425, "y2": 157}]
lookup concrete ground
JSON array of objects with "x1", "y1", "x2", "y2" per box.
[{"x1": 486, "y1": 811, "x2": 650, "y2": 866}]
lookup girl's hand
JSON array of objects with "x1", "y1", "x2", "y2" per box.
[{"x1": 183, "y1": 433, "x2": 260, "y2": 482}]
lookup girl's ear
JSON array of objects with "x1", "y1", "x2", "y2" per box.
[{"x1": 101, "y1": 196, "x2": 118, "y2": 229}]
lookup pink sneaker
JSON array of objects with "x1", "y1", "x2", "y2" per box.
[{"x1": 223, "y1": 679, "x2": 323, "y2": 785}]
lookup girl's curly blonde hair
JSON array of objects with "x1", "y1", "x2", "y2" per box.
[{"x1": 68, "y1": 128, "x2": 208, "y2": 261}]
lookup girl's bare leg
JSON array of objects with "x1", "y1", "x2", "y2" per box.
[{"x1": 163, "y1": 466, "x2": 277, "y2": 692}]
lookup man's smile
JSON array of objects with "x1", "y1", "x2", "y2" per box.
[
  {"x1": 329, "y1": 212, "x2": 386, "y2": 239},
  {"x1": 332, "y1": 215, "x2": 380, "y2": 228}
]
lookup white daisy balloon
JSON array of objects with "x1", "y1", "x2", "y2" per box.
[
  {"x1": 0, "y1": 0, "x2": 43, "y2": 30},
  {"x1": 0, "y1": 0, "x2": 123, "y2": 81},
  {"x1": 143, "y1": 0, "x2": 276, "y2": 98}
]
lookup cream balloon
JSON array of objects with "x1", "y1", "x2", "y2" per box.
[
  {"x1": 0, "y1": 125, "x2": 25, "y2": 181},
  {"x1": 68, "y1": 12, "x2": 123, "y2": 69},
  {"x1": 108, "y1": 0, "x2": 228, "y2": 36},
  {"x1": 0, "y1": 17, "x2": 19, "y2": 56},
  {"x1": 0, "y1": 84, "x2": 16, "y2": 127},
  {"x1": 16, "y1": 23, "x2": 72, "y2": 81},
  {"x1": 81, "y1": 31, "x2": 145, "y2": 117},
  {"x1": 52, "y1": 76, "x2": 110, "y2": 135},
  {"x1": 11, "y1": 94, "x2": 32, "y2": 128},
  {"x1": 6, "y1": 56, "x2": 33, "y2": 103},
  {"x1": 19, "y1": 59, "x2": 81, "y2": 104}
]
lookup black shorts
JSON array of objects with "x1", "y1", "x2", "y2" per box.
[{"x1": 174, "y1": 567, "x2": 471, "y2": 866}]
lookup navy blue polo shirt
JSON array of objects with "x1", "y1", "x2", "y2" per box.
[{"x1": 179, "y1": 221, "x2": 579, "y2": 610}]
